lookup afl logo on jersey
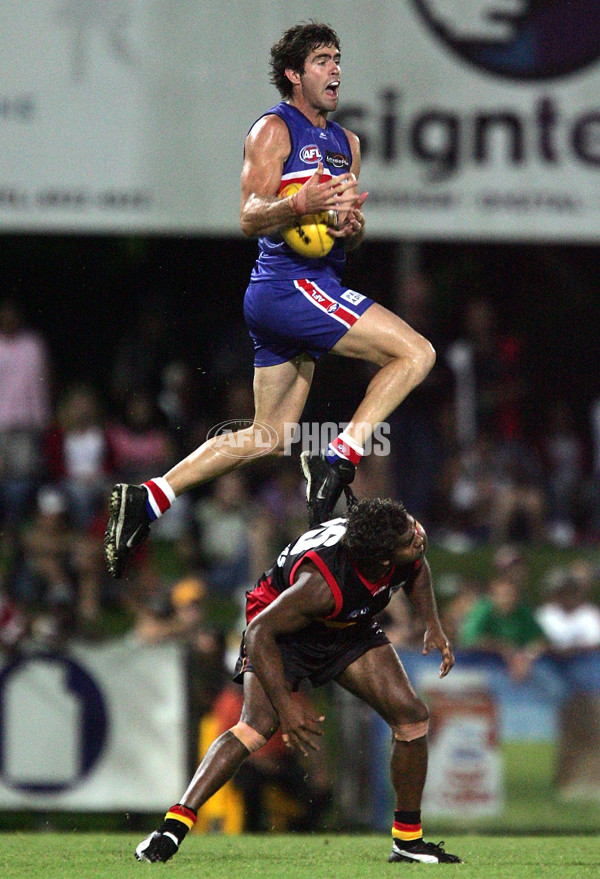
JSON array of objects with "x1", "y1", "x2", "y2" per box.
[
  {"x1": 327, "y1": 303, "x2": 339, "y2": 314},
  {"x1": 299, "y1": 145, "x2": 322, "y2": 164}
]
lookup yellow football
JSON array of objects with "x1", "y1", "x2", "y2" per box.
[{"x1": 279, "y1": 182, "x2": 336, "y2": 258}]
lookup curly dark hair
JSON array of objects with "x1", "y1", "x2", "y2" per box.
[
  {"x1": 269, "y1": 21, "x2": 340, "y2": 99},
  {"x1": 344, "y1": 498, "x2": 410, "y2": 566}
]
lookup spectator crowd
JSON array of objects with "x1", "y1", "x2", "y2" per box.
[
  {"x1": 0, "y1": 294, "x2": 598, "y2": 653},
  {"x1": 0, "y1": 290, "x2": 599, "y2": 830}
]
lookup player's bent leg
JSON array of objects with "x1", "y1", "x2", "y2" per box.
[
  {"x1": 179, "y1": 673, "x2": 279, "y2": 811},
  {"x1": 109, "y1": 358, "x2": 314, "y2": 581},
  {"x1": 335, "y1": 643, "x2": 461, "y2": 865},
  {"x1": 164, "y1": 355, "x2": 314, "y2": 494},
  {"x1": 135, "y1": 674, "x2": 280, "y2": 863},
  {"x1": 331, "y1": 303, "x2": 436, "y2": 441},
  {"x1": 300, "y1": 304, "x2": 434, "y2": 525},
  {"x1": 335, "y1": 642, "x2": 427, "y2": 728}
]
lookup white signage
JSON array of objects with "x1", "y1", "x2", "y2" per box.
[
  {"x1": 0, "y1": 642, "x2": 187, "y2": 809},
  {"x1": 1, "y1": 1, "x2": 600, "y2": 240}
]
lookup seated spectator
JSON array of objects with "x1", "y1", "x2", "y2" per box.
[
  {"x1": 107, "y1": 387, "x2": 192, "y2": 539},
  {"x1": 253, "y1": 459, "x2": 308, "y2": 560},
  {"x1": 127, "y1": 568, "x2": 226, "y2": 718},
  {"x1": 440, "y1": 431, "x2": 547, "y2": 546},
  {"x1": 157, "y1": 360, "x2": 202, "y2": 456},
  {"x1": 107, "y1": 387, "x2": 176, "y2": 484},
  {"x1": 10, "y1": 486, "x2": 78, "y2": 643},
  {"x1": 9, "y1": 484, "x2": 112, "y2": 638},
  {"x1": 540, "y1": 400, "x2": 584, "y2": 547},
  {"x1": 0, "y1": 299, "x2": 51, "y2": 529},
  {"x1": 129, "y1": 572, "x2": 214, "y2": 649},
  {"x1": 438, "y1": 574, "x2": 485, "y2": 645},
  {"x1": 438, "y1": 432, "x2": 498, "y2": 546},
  {"x1": 492, "y1": 543, "x2": 530, "y2": 590},
  {"x1": 536, "y1": 564, "x2": 600, "y2": 655},
  {"x1": 194, "y1": 472, "x2": 253, "y2": 598},
  {"x1": 459, "y1": 573, "x2": 548, "y2": 681},
  {"x1": 488, "y1": 437, "x2": 547, "y2": 543},
  {"x1": 45, "y1": 383, "x2": 113, "y2": 529}
]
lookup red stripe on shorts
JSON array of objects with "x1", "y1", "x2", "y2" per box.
[{"x1": 295, "y1": 279, "x2": 360, "y2": 328}]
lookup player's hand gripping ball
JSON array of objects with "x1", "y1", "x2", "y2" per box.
[{"x1": 279, "y1": 183, "x2": 336, "y2": 258}]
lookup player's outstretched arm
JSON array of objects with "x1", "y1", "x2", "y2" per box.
[
  {"x1": 403, "y1": 559, "x2": 455, "y2": 678},
  {"x1": 244, "y1": 565, "x2": 334, "y2": 754}
]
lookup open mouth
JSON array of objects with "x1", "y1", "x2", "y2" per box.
[{"x1": 325, "y1": 80, "x2": 340, "y2": 97}]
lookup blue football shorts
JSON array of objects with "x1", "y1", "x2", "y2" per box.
[{"x1": 243, "y1": 275, "x2": 375, "y2": 367}]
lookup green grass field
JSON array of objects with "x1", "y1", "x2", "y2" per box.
[{"x1": 1, "y1": 833, "x2": 599, "y2": 879}]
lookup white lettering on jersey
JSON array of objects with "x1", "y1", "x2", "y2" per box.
[{"x1": 277, "y1": 519, "x2": 347, "y2": 566}]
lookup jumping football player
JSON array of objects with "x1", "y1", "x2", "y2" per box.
[
  {"x1": 135, "y1": 498, "x2": 461, "y2": 865},
  {"x1": 105, "y1": 22, "x2": 435, "y2": 579}
]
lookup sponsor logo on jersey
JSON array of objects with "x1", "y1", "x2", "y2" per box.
[
  {"x1": 341, "y1": 289, "x2": 366, "y2": 305},
  {"x1": 299, "y1": 145, "x2": 322, "y2": 163},
  {"x1": 347, "y1": 606, "x2": 370, "y2": 620},
  {"x1": 326, "y1": 150, "x2": 350, "y2": 169}
]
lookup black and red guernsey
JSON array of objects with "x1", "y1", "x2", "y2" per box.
[{"x1": 245, "y1": 518, "x2": 422, "y2": 636}]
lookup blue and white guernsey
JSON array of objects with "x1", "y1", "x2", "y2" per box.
[{"x1": 250, "y1": 102, "x2": 353, "y2": 282}]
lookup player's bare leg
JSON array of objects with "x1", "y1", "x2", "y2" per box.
[
  {"x1": 165, "y1": 354, "x2": 315, "y2": 493},
  {"x1": 335, "y1": 644, "x2": 461, "y2": 864},
  {"x1": 105, "y1": 355, "x2": 314, "y2": 578},
  {"x1": 135, "y1": 673, "x2": 280, "y2": 863},
  {"x1": 331, "y1": 303, "x2": 436, "y2": 447},
  {"x1": 302, "y1": 304, "x2": 435, "y2": 526}
]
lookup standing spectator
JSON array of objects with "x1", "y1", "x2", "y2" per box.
[
  {"x1": 10, "y1": 486, "x2": 77, "y2": 642},
  {"x1": 107, "y1": 388, "x2": 176, "y2": 485},
  {"x1": 460, "y1": 573, "x2": 547, "y2": 681},
  {"x1": 445, "y1": 298, "x2": 526, "y2": 447},
  {"x1": 194, "y1": 472, "x2": 253, "y2": 599},
  {"x1": 541, "y1": 400, "x2": 584, "y2": 547},
  {"x1": 45, "y1": 383, "x2": 114, "y2": 529},
  {"x1": 0, "y1": 299, "x2": 51, "y2": 528},
  {"x1": 536, "y1": 564, "x2": 600, "y2": 655}
]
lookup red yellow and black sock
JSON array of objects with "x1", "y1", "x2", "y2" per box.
[
  {"x1": 392, "y1": 809, "x2": 422, "y2": 846},
  {"x1": 158, "y1": 803, "x2": 197, "y2": 846}
]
